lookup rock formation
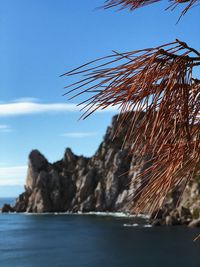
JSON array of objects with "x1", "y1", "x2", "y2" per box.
[
  {"x1": 1, "y1": 113, "x2": 200, "y2": 226},
  {"x1": 10, "y1": 114, "x2": 148, "y2": 213},
  {"x1": 149, "y1": 178, "x2": 200, "y2": 226},
  {"x1": 1, "y1": 204, "x2": 14, "y2": 213}
]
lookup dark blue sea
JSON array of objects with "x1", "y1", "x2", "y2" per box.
[{"x1": 1, "y1": 198, "x2": 200, "y2": 267}]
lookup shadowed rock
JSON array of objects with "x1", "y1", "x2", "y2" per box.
[{"x1": 1, "y1": 204, "x2": 14, "y2": 213}]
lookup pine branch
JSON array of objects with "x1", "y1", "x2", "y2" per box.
[
  {"x1": 63, "y1": 40, "x2": 200, "y2": 214},
  {"x1": 103, "y1": 0, "x2": 198, "y2": 20}
]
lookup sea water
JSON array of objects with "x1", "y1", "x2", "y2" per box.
[{"x1": 1, "y1": 198, "x2": 200, "y2": 267}]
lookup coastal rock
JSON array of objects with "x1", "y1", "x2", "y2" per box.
[
  {"x1": 188, "y1": 219, "x2": 200, "y2": 228},
  {"x1": 14, "y1": 191, "x2": 30, "y2": 212},
  {"x1": 1, "y1": 204, "x2": 14, "y2": 213},
  {"x1": 10, "y1": 114, "x2": 145, "y2": 213},
  {"x1": 149, "y1": 205, "x2": 194, "y2": 226},
  {"x1": 3, "y1": 113, "x2": 200, "y2": 228}
]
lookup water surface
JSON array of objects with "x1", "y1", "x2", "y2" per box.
[{"x1": 0, "y1": 198, "x2": 200, "y2": 267}]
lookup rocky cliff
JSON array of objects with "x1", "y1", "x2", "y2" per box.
[
  {"x1": 2, "y1": 114, "x2": 200, "y2": 226},
  {"x1": 10, "y1": 114, "x2": 150, "y2": 213}
]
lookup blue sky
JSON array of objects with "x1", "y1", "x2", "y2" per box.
[{"x1": 0, "y1": 0, "x2": 199, "y2": 196}]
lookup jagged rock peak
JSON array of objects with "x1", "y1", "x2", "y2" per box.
[
  {"x1": 63, "y1": 148, "x2": 77, "y2": 163},
  {"x1": 29, "y1": 150, "x2": 48, "y2": 169},
  {"x1": 26, "y1": 150, "x2": 49, "y2": 190}
]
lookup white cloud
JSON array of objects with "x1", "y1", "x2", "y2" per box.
[
  {"x1": 0, "y1": 124, "x2": 12, "y2": 133},
  {"x1": 61, "y1": 132, "x2": 98, "y2": 138},
  {"x1": 13, "y1": 97, "x2": 39, "y2": 103},
  {"x1": 0, "y1": 165, "x2": 27, "y2": 186},
  {"x1": 0, "y1": 100, "x2": 119, "y2": 117}
]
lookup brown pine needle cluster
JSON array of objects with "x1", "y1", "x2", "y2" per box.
[
  {"x1": 63, "y1": 40, "x2": 200, "y2": 215},
  {"x1": 104, "y1": 0, "x2": 198, "y2": 19},
  {"x1": 104, "y1": 0, "x2": 160, "y2": 10}
]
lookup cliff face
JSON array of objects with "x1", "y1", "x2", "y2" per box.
[
  {"x1": 12, "y1": 114, "x2": 150, "y2": 213},
  {"x1": 3, "y1": 114, "x2": 200, "y2": 227}
]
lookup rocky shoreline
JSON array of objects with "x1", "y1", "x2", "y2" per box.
[{"x1": 1, "y1": 114, "x2": 200, "y2": 227}]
